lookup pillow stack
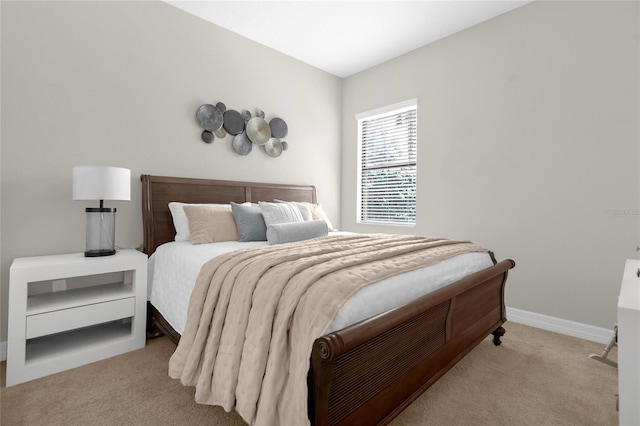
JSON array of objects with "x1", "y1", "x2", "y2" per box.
[{"x1": 168, "y1": 200, "x2": 335, "y2": 245}]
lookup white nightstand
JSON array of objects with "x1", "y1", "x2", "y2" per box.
[{"x1": 6, "y1": 249, "x2": 147, "y2": 387}]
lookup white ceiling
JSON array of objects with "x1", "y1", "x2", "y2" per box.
[{"x1": 166, "y1": 1, "x2": 532, "y2": 78}]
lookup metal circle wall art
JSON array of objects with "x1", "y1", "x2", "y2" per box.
[
  {"x1": 265, "y1": 137, "x2": 283, "y2": 158},
  {"x1": 246, "y1": 117, "x2": 271, "y2": 145},
  {"x1": 195, "y1": 102, "x2": 290, "y2": 158},
  {"x1": 196, "y1": 104, "x2": 223, "y2": 133},
  {"x1": 232, "y1": 132, "x2": 253, "y2": 156},
  {"x1": 269, "y1": 117, "x2": 288, "y2": 139},
  {"x1": 223, "y1": 110, "x2": 245, "y2": 135},
  {"x1": 201, "y1": 130, "x2": 214, "y2": 144}
]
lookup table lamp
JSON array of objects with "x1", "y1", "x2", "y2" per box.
[{"x1": 73, "y1": 166, "x2": 131, "y2": 257}]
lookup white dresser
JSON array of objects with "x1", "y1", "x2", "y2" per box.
[{"x1": 618, "y1": 258, "x2": 640, "y2": 425}]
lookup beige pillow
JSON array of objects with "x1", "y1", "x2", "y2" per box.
[
  {"x1": 307, "y1": 203, "x2": 336, "y2": 231},
  {"x1": 183, "y1": 204, "x2": 239, "y2": 244},
  {"x1": 169, "y1": 202, "x2": 229, "y2": 242}
]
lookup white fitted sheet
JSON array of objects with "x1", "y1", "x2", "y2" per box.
[{"x1": 148, "y1": 234, "x2": 494, "y2": 335}]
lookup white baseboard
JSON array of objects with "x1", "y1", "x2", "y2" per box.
[
  {"x1": 507, "y1": 307, "x2": 614, "y2": 344},
  {"x1": 0, "y1": 309, "x2": 613, "y2": 362}
]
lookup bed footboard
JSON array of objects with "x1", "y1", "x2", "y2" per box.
[{"x1": 310, "y1": 259, "x2": 515, "y2": 426}]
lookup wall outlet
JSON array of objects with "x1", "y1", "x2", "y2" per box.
[{"x1": 52, "y1": 279, "x2": 67, "y2": 292}]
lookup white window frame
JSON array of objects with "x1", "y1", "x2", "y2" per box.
[{"x1": 356, "y1": 98, "x2": 418, "y2": 227}]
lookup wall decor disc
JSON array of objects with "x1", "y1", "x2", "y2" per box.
[
  {"x1": 269, "y1": 117, "x2": 288, "y2": 139},
  {"x1": 246, "y1": 117, "x2": 270, "y2": 145},
  {"x1": 214, "y1": 128, "x2": 227, "y2": 138},
  {"x1": 241, "y1": 110, "x2": 252, "y2": 121},
  {"x1": 196, "y1": 104, "x2": 223, "y2": 132},
  {"x1": 216, "y1": 102, "x2": 226, "y2": 113},
  {"x1": 265, "y1": 137, "x2": 283, "y2": 157},
  {"x1": 223, "y1": 110, "x2": 245, "y2": 135},
  {"x1": 281, "y1": 141, "x2": 289, "y2": 151},
  {"x1": 232, "y1": 132, "x2": 253, "y2": 155},
  {"x1": 201, "y1": 130, "x2": 214, "y2": 144},
  {"x1": 256, "y1": 109, "x2": 265, "y2": 119}
]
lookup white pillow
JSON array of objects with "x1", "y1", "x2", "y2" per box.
[
  {"x1": 259, "y1": 201, "x2": 304, "y2": 227},
  {"x1": 274, "y1": 199, "x2": 313, "y2": 221},
  {"x1": 168, "y1": 202, "x2": 231, "y2": 242}
]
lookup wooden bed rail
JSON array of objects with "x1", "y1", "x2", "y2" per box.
[
  {"x1": 314, "y1": 259, "x2": 515, "y2": 358},
  {"x1": 310, "y1": 259, "x2": 515, "y2": 426}
]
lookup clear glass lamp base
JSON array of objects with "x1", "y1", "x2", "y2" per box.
[{"x1": 85, "y1": 208, "x2": 117, "y2": 257}]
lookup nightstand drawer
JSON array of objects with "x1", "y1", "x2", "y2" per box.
[{"x1": 26, "y1": 297, "x2": 135, "y2": 339}]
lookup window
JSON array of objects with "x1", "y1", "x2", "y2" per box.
[{"x1": 357, "y1": 99, "x2": 417, "y2": 226}]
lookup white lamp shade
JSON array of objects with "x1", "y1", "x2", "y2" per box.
[{"x1": 73, "y1": 166, "x2": 131, "y2": 201}]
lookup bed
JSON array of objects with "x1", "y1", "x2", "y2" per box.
[{"x1": 141, "y1": 174, "x2": 515, "y2": 426}]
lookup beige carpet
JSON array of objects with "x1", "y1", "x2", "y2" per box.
[{"x1": 1, "y1": 322, "x2": 618, "y2": 425}]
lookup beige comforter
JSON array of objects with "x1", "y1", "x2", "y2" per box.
[{"x1": 168, "y1": 234, "x2": 487, "y2": 426}]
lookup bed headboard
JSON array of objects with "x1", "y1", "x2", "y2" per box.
[{"x1": 141, "y1": 175, "x2": 317, "y2": 255}]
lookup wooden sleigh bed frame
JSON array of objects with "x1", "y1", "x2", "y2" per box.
[{"x1": 141, "y1": 174, "x2": 515, "y2": 426}]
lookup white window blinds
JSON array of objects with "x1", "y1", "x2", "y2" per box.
[{"x1": 357, "y1": 100, "x2": 417, "y2": 226}]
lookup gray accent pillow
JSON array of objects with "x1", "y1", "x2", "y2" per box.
[
  {"x1": 266, "y1": 220, "x2": 328, "y2": 244},
  {"x1": 231, "y1": 202, "x2": 267, "y2": 242},
  {"x1": 259, "y1": 202, "x2": 304, "y2": 227}
]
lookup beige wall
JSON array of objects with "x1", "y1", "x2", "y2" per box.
[
  {"x1": 0, "y1": 1, "x2": 342, "y2": 341},
  {"x1": 1, "y1": 0, "x2": 638, "y2": 344},
  {"x1": 341, "y1": 0, "x2": 640, "y2": 328}
]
